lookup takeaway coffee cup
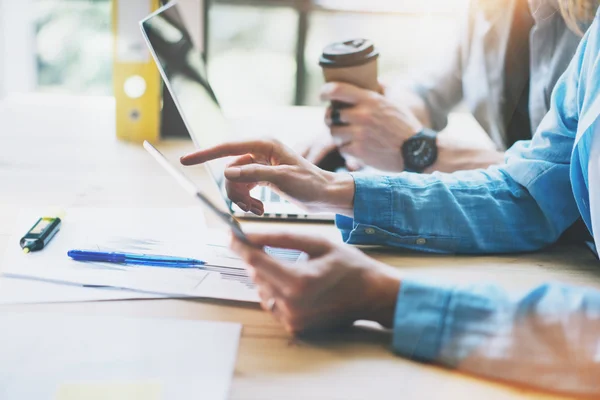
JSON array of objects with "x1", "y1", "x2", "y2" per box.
[
  {"x1": 319, "y1": 38, "x2": 381, "y2": 110},
  {"x1": 317, "y1": 39, "x2": 380, "y2": 170}
]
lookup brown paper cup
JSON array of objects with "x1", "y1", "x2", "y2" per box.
[{"x1": 322, "y1": 58, "x2": 380, "y2": 92}]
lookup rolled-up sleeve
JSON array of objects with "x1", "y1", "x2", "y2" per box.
[
  {"x1": 392, "y1": 280, "x2": 600, "y2": 396},
  {"x1": 337, "y1": 157, "x2": 578, "y2": 254}
]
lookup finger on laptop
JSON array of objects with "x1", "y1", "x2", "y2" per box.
[
  {"x1": 224, "y1": 164, "x2": 286, "y2": 184},
  {"x1": 223, "y1": 153, "x2": 282, "y2": 184},
  {"x1": 180, "y1": 140, "x2": 276, "y2": 166},
  {"x1": 220, "y1": 154, "x2": 265, "y2": 214},
  {"x1": 225, "y1": 183, "x2": 264, "y2": 215}
]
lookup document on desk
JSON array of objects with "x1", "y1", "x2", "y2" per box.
[
  {"x1": 1, "y1": 208, "x2": 259, "y2": 303},
  {"x1": 0, "y1": 276, "x2": 166, "y2": 305},
  {"x1": 0, "y1": 313, "x2": 241, "y2": 400}
]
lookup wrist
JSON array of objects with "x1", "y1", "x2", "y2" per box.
[
  {"x1": 361, "y1": 265, "x2": 401, "y2": 328},
  {"x1": 323, "y1": 172, "x2": 355, "y2": 217},
  {"x1": 423, "y1": 132, "x2": 448, "y2": 172},
  {"x1": 424, "y1": 134, "x2": 505, "y2": 173}
]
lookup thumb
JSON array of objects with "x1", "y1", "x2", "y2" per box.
[
  {"x1": 244, "y1": 231, "x2": 333, "y2": 257},
  {"x1": 224, "y1": 164, "x2": 282, "y2": 183}
]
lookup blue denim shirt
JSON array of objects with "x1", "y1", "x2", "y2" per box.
[{"x1": 340, "y1": 12, "x2": 600, "y2": 396}]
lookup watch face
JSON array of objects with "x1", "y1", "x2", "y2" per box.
[{"x1": 403, "y1": 136, "x2": 437, "y2": 170}]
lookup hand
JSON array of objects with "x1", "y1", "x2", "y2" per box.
[
  {"x1": 298, "y1": 133, "x2": 363, "y2": 172},
  {"x1": 230, "y1": 231, "x2": 402, "y2": 334},
  {"x1": 299, "y1": 132, "x2": 340, "y2": 167},
  {"x1": 180, "y1": 139, "x2": 356, "y2": 217},
  {"x1": 321, "y1": 82, "x2": 424, "y2": 172}
]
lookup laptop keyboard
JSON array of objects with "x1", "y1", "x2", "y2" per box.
[
  {"x1": 244, "y1": 185, "x2": 315, "y2": 219},
  {"x1": 252, "y1": 187, "x2": 286, "y2": 204},
  {"x1": 269, "y1": 190, "x2": 281, "y2": 203}
]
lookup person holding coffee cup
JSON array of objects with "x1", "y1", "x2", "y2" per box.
[
  {"x1": 303, "y1": 0, "x2": 586, "y2": 174},
  {"x1": 315, "y1": 39, "x2": 428, "y2": 173}
]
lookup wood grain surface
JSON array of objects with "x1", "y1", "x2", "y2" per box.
[{"x1": 1, "y1": 95, "x2": 596, "y2": 399}]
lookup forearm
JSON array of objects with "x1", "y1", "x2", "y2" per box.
[
  {"x1": 321, "y1": 172, "x2": 355, "y2": 218},
  {"x1": 338, "y1": 159, "x2": 580, "y2": 254},
  {"x1": 425, "y1": 133, "x2": 505, "y2": 173},
  {"x1": 391, "y1": 280, "x2": 600, "y2": 396},
  {"x1": 384, "y1": 63, "x2": 463, "y2": 133}
]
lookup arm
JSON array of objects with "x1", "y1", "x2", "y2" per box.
[
  {"x1": 398, "y1": 0, "x2": 510, "y2": 173},
  {"x1": 381, "y1": 84, "x2": 433, "y2": 130},
  {"x1": 337, "y1": 21, "x2": 589, "y2": 254},
  {"x1": 182, "y1": 51, "x2": 579, "y2": 254},
  {"x1": 336, "y1": 157, "x2": 578, "y2": 254},
  {"x1": 392, "y1": 280, "x2": 600, "y2": 396},
  {"x1": 425, "y1": 133, "x2": 505, "y2": 173},
  {"x1": 316, "y1": 3, "x2": 502, "y2": 174},
  {"x1": 320, "y1": 38, "x2": 506, "y2": 173},
  {"x1": 229, "y1": 231, "x2": 600, "y2": 397},
  {"x1": 181, "y1": 18, "x2": 593, "y2": 254},
  {"x1": 320, "y1": 86, "x2": 506, "y2": 173}
]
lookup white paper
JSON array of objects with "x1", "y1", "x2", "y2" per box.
[
  {"x1": 0, "y1": 313, "x2": 241, "y2": 400},
  {"x1": 0, "y1": 276, "x2": 164, "y2": 305},
  {"x1": 2, "y1": 208, "x2": 259, "y2": 303}
]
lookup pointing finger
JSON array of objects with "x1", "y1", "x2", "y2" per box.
[
  {"x1": 180, "y1": 140, "x2": 276, "y2": 166},
  {"x1": 224, "y1": 164, "x2": 285, "y2": 184}
]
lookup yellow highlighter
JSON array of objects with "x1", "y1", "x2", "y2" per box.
[{"x1": 20, "y1": 217, "x2": 62, "y2": 253}]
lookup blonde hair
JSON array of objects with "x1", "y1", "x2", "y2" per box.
[{"x1": 559, "y1": 0, "x2": 600, "y2": 35}]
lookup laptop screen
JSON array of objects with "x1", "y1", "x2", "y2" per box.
[{"x1": 140, "y1": 2, "x2": 232, "y2": 206}]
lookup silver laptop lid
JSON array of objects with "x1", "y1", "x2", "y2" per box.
[{"x1": 140, "y1": 1, "x2": 232, "y2": 212}]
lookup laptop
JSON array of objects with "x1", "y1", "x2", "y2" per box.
[
  {"x1": 140, "y1": 2, "x2": 334, "y2": 222},
  {"x1": 143, "y1": 140, "x2": 307, "y2": 263}
]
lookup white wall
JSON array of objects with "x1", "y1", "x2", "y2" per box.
[
  {"x1": 0, "y1": 0, "x2": 5, "y2": 98},
  {"x1": 0, "y1": 0, "x2": 37, "y2": 96}
]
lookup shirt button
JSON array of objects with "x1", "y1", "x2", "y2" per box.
[
  {"x1": 365, "y1": 228, "x2": 376, "y2": 235},
  {"x1": 416, "y1": 238, "x2": 427, "y2": 245}
]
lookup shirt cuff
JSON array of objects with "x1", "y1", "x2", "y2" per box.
[
  {"x1": 392, "y1": 280, "x2": 452, "y2": 362},
  {"x1": 350, "y1": 173, "x2": 394, "y2": 229},
  {"x1": 335, "y1": 173, "x2": 460, "y2": 252},
  {"x1": 334, "y1": 173, "x2": 395, "y2": 245}
]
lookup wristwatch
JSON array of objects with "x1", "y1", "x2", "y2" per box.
[{"x1": 401, "y1": 128, "x2": 438, "y2": 173}]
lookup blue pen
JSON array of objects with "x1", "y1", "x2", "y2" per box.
[{"x1": 67, "y1": 250, "x2": 206, "y2": 269}]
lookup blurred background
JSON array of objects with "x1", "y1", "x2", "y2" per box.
[{"x1": 0, "y1": 0, "x2": 467, "y2": 108}]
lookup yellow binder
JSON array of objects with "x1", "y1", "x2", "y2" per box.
[{"x1": 112, "y1": 0, "x2": 161, "y2": 142}]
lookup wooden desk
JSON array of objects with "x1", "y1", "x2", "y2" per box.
[{"x1": 1, "y1": 95, "x2": 598, "y2": 399}]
